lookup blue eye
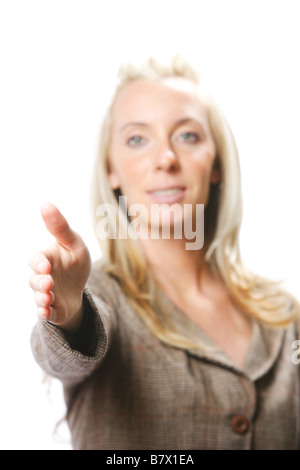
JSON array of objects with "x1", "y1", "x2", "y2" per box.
[
  {"x1": 128, "y1": 135, "x2": 144, "y2": 146},
  {"x1": 180, "y1": 132, "x2": 199, "y2": 143}
]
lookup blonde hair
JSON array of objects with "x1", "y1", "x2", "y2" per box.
[{"x1": 91, "y1": 55, "x2": 299, "y2": 350}]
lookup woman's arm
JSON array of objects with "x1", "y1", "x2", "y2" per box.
[{"x1": 29, "y1": 203, "x2": 116, "y2": 387}]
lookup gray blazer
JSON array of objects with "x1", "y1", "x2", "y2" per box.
[{"x1": 31, "y1": 259, "x2": 300, "y2": 450}]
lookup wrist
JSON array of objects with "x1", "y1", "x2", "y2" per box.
[{"x1": 59, "y1": 298, "x2": 85, "y2": 333}]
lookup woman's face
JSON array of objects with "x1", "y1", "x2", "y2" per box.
[{"x1": 108, "y1": 77, "x2": 219, "y2": 234}]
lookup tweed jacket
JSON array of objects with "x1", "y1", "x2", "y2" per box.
[{"x1": 31, "y1": 259, "x2": 300, "y2": 450}]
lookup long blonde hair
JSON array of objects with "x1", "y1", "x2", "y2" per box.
[{"x1": 91, "y1": 55, "x2": 299, "y2": 350}]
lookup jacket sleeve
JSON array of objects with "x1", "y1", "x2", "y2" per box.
[{"x1": 30, "y1": 263, "x2": 117, "y2": 388}]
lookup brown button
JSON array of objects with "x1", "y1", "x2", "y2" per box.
[{"x1": 231, "y1": 415, "x2": 249, "y2": 434}]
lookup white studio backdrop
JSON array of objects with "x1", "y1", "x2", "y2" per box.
[{"x1": 0, "y1": 0, "x2": 299, "y2": 450}]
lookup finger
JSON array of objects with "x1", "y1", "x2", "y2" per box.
[
  {"x1": 29, "y1": 273, "x2": 54, "y2": 293},
  {"x1": 37, "y1": 305, "x2": 58, "y2": 323},
  {"x1": 40, "y1": 202, "x2": 79, "y2": 250},
  {"x1": 37, "y1": 306, "x2": 52, "y2": 321},
  {"x1": 28, "y1": 251, "x2": 52, "y2": 275},
  {"x1": 34, "y1": 291, "x2": 54, "y2": 308}
]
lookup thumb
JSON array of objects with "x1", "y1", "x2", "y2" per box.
[{"x1": 40, "y1": 202, "x2": 79, "y2": 250}]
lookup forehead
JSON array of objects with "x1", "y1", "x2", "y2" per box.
[{"x1": 111, "y1": 77, "x2": 209, "y2": 128}]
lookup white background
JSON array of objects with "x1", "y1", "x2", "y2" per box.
[{"x1": 0, "y1": 0, "x2": 299, "y2": 450}]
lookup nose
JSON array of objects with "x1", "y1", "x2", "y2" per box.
[{"x1": 155, "y1": 143, "x2": 180, "y2": 172}]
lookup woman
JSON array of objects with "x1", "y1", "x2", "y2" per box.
[{"x1": 29, "y1": 55, "x2": 300, "y2": 450}]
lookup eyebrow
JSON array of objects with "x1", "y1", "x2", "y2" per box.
[{"x1": 118, "y1": 118, "x2": 203, "y2": 133}]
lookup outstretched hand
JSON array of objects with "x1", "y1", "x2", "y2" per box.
[{"x1": 29, "y1": 203, "x2": 92, "y2": 332}]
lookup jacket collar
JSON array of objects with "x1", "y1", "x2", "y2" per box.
[{"x1": 157, "y1": 287, "x2": 285, "y2": 381}]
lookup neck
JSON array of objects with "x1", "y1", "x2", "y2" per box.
[{"x1": 138, "y1": 236, "x2": 215, "y2": 301}]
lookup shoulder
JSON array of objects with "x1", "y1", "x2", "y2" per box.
[{"x1": 86, "y1": 258, "x2": 157, "y2": 341}]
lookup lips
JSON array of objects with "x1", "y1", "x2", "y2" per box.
[{"x1": 147, "y1": 186, "x2": 186, "y2": 203}]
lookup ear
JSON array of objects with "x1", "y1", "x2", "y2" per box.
[
  {"x1": 210, "y1": 158, "x2": 221, "y2": 185},
  {"x1": 107, "y1": 162, "x2": 121, "y2": 190}
]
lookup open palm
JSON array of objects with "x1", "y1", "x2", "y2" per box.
[{"x1": 29, "y1": 203, "x2": 92, "y2": 332}]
